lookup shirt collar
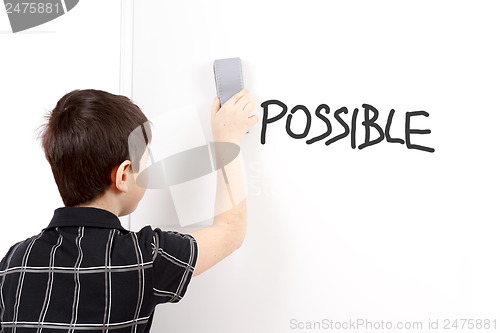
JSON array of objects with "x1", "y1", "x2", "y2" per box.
[{"x1": 46, "y1": 207, "x2": 128, "y2": 233}]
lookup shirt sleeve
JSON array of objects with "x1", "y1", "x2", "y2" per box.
[{"x1": 150, "y1": 228, "x2": 198, "y2": 304}]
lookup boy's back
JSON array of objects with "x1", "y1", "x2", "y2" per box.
[
  {"x1": 0, "y1": 89, "x2": 258, "y2": 332},
  {"x1": 0, "y1": 207, "x2": 196, "y2": 332}
]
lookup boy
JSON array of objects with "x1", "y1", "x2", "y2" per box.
[{"x1": 0, "y1": 88, "x2": 258, "y2": 332}]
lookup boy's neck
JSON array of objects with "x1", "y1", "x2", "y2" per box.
[{"x1": 76, "y1": 190, "x2": 121, "y2": 217}]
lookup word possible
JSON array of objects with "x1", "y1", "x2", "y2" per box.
[{"x1": 260, "y1": 100, "x2": 435, "y2": 153}]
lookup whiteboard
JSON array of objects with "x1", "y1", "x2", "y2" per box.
[
  {"x1": 0, "y1": 1, "x2": 123, "y2": 255},
  {"x1": 130, "y1": 1, "x2": 500, "y2": 332}
]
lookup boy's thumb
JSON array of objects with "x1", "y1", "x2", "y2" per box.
[{"x1": 211, "y1": 97, "x2": 221, "y2": 118}]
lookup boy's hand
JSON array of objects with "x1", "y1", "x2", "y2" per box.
[{"x1": 211, "y1": 89, "x2": 259, "y2": 145}]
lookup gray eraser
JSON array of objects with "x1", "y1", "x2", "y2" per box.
[{"x1": 213, "y1": 57, "x2": 244, "y2": 106}]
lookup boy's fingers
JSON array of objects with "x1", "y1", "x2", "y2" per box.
[
  {"x1": 242, "y1": 100, "x2": 255, "y2": 115},
  {"x1": 235, "y1": 95, "x2": 251, "y2": 112},
  {"x1": 247, "y1": 114, "x2": 259, "y2": 128},
  {"x1": 211, "y1": 97, "x2": 221, "y2": 118},
  {"x1": 227, "y1": 89, "x2": 248, "y2": 106}
]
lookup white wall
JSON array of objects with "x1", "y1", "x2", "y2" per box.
[
  {"x1": 0, "y1": 1, "x2": 122, "y2": 254},
  {"x1": 2, "y1": 2, "x2": 500, "y2": 333},
  {"x1": 130, "y1": 1, "x2": 500, "y2": 332}
]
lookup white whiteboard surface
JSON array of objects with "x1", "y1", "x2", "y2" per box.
[
  {"x1": 0, "y1": 0, "x2": 122, "y2": 255},
  {"x1": 130, "y1": 1, "x2": 500, "y2": 332}
]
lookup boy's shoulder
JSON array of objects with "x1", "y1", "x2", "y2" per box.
[{"x1": 0, "y1": 235, "x2": 40, "y2": 270}]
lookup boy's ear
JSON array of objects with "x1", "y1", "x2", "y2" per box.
[{"x1": 113, "y1": 160, "x2": 132, "y2": 193}]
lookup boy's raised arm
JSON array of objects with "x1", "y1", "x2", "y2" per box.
[{"x1": 190, "y1": 89, "x2": 258, "y2": 276}]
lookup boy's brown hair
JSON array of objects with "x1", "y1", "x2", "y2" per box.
[{"x1": 40, "y1": 89, "x2": 151, "y2": 207}]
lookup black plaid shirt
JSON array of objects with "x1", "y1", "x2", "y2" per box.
[{"x1": 0, "y1": 207, "x2": 198, "y2": 333}]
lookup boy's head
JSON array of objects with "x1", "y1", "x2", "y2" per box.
[{"x1": 41, "y1": 89, "x2": 151, "y2": 211}]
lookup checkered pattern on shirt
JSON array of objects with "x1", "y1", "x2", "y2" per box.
[{"x1": 0, "y1": 210, "x2": 197, "y2": 333}]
